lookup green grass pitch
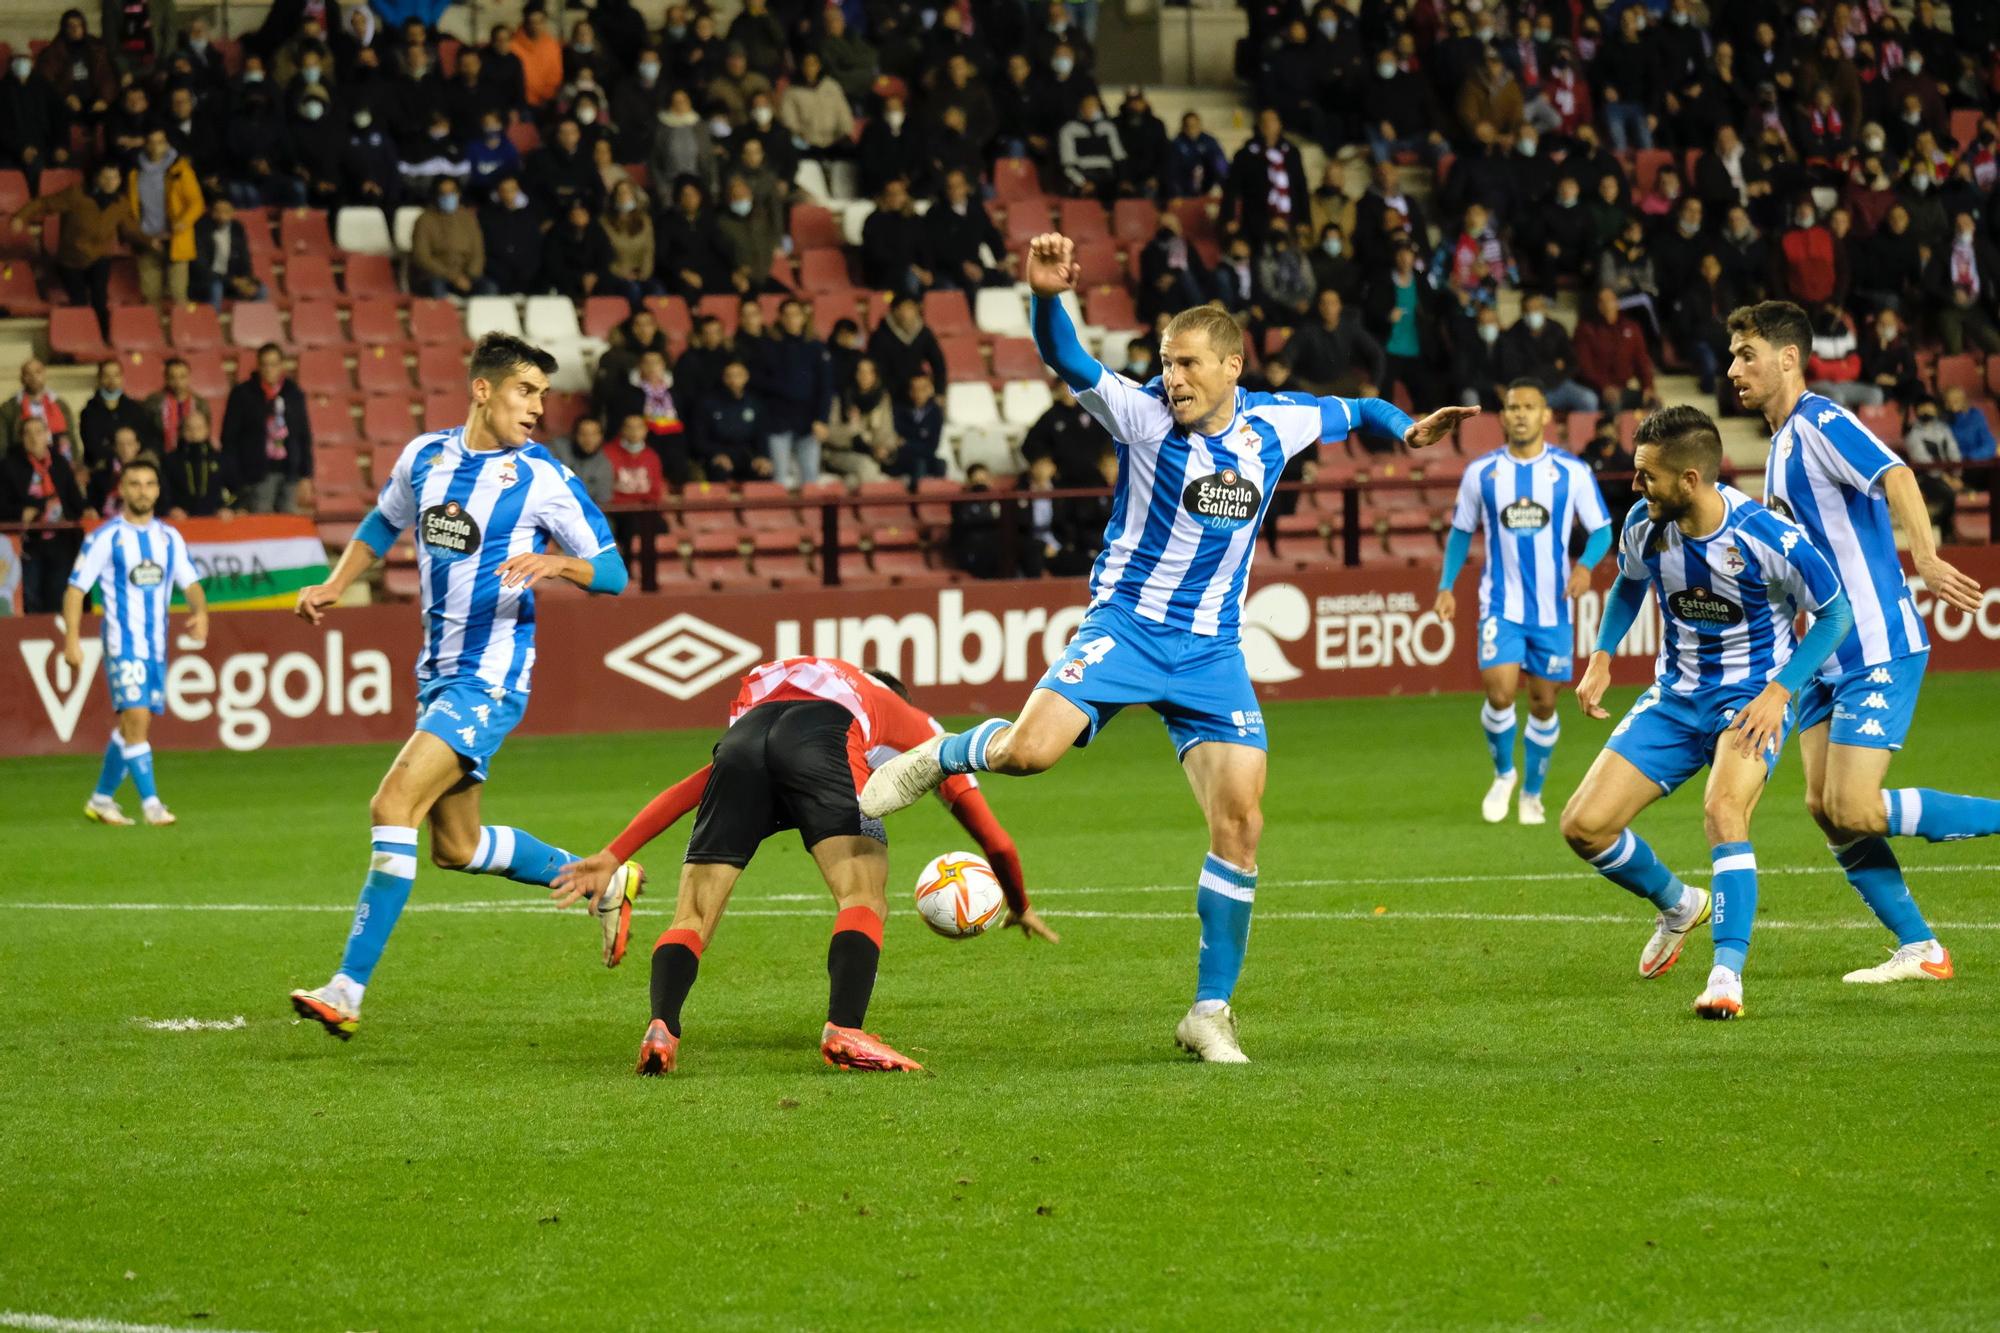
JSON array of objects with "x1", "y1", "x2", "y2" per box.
[{"x1": 2, "y1": 678, "x2": 1996, "y2": 1331}]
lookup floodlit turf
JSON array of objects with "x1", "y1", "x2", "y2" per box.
[{"x1": 2, "y1": 676, "x2": 1997, "y2": 1331}]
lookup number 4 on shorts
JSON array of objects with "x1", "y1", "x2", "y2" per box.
[{"x1": 1076, "y1": 636, "x2": 1115, "y2": 666}]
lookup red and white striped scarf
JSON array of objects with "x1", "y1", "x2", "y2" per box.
[{"x1": 1263, "y1": 142, "x2": 1291, "y2": 218}]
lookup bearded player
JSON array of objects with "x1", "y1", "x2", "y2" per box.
[{"x1": 861, "y1": 233, "x2": 1473, "y2": 1063}]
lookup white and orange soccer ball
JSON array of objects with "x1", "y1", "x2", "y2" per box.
[{"x1": 913, "y1": 851, "x2": 1006, "y2": 939}]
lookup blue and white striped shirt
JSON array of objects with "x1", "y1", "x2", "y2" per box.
[
  {"x1": 376, "y1": 428, "x2": 615, "y2": 693},
  {"x1": 1617, "y1": 485, "x2": 1844, "y2": 696},
  {"x1": 1450, "y1": 444, "x2": 1610, "y2": 627},
  {"x1": 67, "y1": 516, "x2": 199, "y2": 660},
  {"x1": 1763, "y1": 391, "x2": 1927, "y2": 672}
]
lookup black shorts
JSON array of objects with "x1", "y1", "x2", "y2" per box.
[{"x1": 684, "y1": 700, "x2": 887, "y2": 867}]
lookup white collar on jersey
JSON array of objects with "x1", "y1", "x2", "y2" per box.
[{"x1": 1504, "y1": 442, "x2": 1550, "y2": 465}]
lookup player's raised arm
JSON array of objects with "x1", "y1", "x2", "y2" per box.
[
  {"x1": 550, "y1": 764, "x2": 713, "y2": 907},
  {"x1": 1027, "y1": 232, "x2": 1172, "y2": 449}
]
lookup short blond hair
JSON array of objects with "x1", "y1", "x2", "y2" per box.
[{"x1": 1161, "y1": 302, "x2": 1245, "y2": 362}]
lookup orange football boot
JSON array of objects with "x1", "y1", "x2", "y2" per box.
[
  {"x1": 820, "y1": 1023, "x2": 923, "y2": 1071},
  {"x1": 636, "y1": 1019, "x2": 679, "y2": 1075}
]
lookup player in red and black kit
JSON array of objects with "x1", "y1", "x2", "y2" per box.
[{"x1": 553, "y1": 656, "x2": 1055, "y2": 1075}]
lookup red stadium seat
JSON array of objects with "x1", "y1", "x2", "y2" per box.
[
  {"x1": 1934, "y1": 353, "x2": 1983, "y2": 397},
  {"x1": 340, "y1": 253, "x2": 398, "y2": 300},
  {"x1": 0, "y1": 171, "x2": 26, "y2": 213},
  {"x1": 938, "y1": 335, "x2": 986, "y2": 379},
  {"x1": 368, "y1": 442, "x2": 402, "y2": 485},
  {"x1": 315, "y1": 447, "x2": 369, "y2": 507},
  {"x1": 296, "y1": 346, "x2": 353, "y2": 394},
  {"x1": 989, "y1": 337, "x2": 1043, "y2": 381},
  {"x1": 991, "y1": 158, "x2": 1041, "y2": 203},
  {"x1": 355, "y1": 345, "x2": 413, "y2": 395},
  {"x1": 539, "y1": 391, "x2": 585, "y2": 441},
  {"x1": 230, "y1": 301, "x2": 287, "y2": 351},
  {"x1": 696, "y1": 294, "x2": 741, "y2": 333},
  {"x1": 1112, "y1": 198, "x2": 1160, "y2": 245},
  {"x1": 922, "y1": 289, "x2": 974, "y2": 337},
  {"x1": 0, "y1": 258, "x2": 45, "y2": 315},
  {"x1": 1083, "y1": 287, "x2": 1137, "y2": 329},
  {"x1": 283, "y1": 251, "x2": 340, "y2": 302},
  {"x1": 289, "y1": 299, "x2": 346, "y2": 348},
  {"x1": 1171, "y1": 198, "x2": 1220, "y2": 246},
  {"x1": 416, "y1": 343, "x2": 464, "y2": 389},
  {"x1": 1565, "y1": 411, "x2": 1598, "y2": 447},
  {"x1": 363, "y1": 395, "x2": 418, "y2": 443},
  {"x1": 757, "y1": 292, "x2": 787, "y2": 325},
  {"x1": 179, "y1": 349, "x2": 229, "y2": 399},
  {"x1": 1003, "y1": 201, "x2": 1053, "y2": 245},
  {"x1": 165, "y1": 301, "x2": 221, "y2": 354},
  {"x1": 48, "y1": 306, "x2": 111, "y2": 362},
  {"x1": 1988, "y1": 358, "x2": 2000, "y2": 399},
  {"x1": 507, "y1": 120, "x2": 541, "y2": 155},
  {"x1": 789, "y1": 203, "x2": 841, "y2": 250},
  {"x1": 799, "y1": 247, "x2": 855, "y2": 292},
  {"x1": 307, "y1": 393, "x2": 359, "y2": 448},
  {"x1": 278, "y1": 208, "x2": 332, "y2": 255},
  {"x1": 1856, "y1": 403, "x2": 1903, "y2": 447},
  {"x1": 1058, "y1": 199, "x2": 1110, "y2": 241},
  {"x1": 1633, "y1": 149, "x2": 1676, "y2": 193},
  {"x1": 1072, "y1": 241, "x2": 1123, "y2": 290},
  {"x1": 408, "y1": 298, "x2": 466, "y2": 346},
  {"x1": 644, "y1": 294, "x2": 691, "y2": 337},
  {"x1": 37, "y1": 168, "x2": 80, "y2": 197},
  {"x1": 422, "y1": 388, "x2": 460, "y2": 428},
  {"x1": 117, "y1": 348, "x2": 165, "y2": 398},
  {"x1": 582, "y1": 295, "x2": 629, "y2": 339},
  {"x1": 809, "y1": 291, "x2": 865, "y2": 336},
  {"x1": 1457, "y1": 413, "x2": 1504, "y2": 453},
  {"x1": 347, "y1": 297, "x2": 409, "y2": 351},
  {"x1": 108, "y1": 304, "x2": 165, "y2": 355}
]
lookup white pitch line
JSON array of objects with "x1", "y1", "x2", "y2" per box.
[
  {"x1": 132, "y1": 1016, "x2": 247, "y2": 1032},
  {"x1": 0, "y1": 1312, "x2": 267, "y2": 1333}
]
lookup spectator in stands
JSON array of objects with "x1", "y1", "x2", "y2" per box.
[
  {"x1": 857, "y1": 178, "x2": 932, "y2": 297},
  {"x1": 1444, "y1": 123, "x2": 1517, "y2": 229},
  {"x1": 411, "y1": 180, "x2": 493, "y2": 299},
  {"x1": 1138, "y1": 212, "x2": 1207, "y2": 325},
  {"x1": 177, "y1": 15, "x2": 227, "y2": 91},
  {"x1": 1803, "y1": 301, "x2": 1879, "y2": 408},
  {"x1": 1448, "y1": 305, "x2": 1509, "y2": 411},
  {"x1": 1, "y1": 49, "x2": 66, "y2": 182},
  {"x1": 10, "y1": 161, "x2": 141, "y2": 338},
  {"x1": 1278, "y1": 289, "x2": 1383, "y2": 398},
  {"x1": 222, "y1": 343, "x2": 313, "y2": 514},
  {"x1": 1944, "y1": 385, "x2": 1998, "y2": 471},
  {"x1": 1022, "y1": 380, "x2": 1107, "y2": 486},
  {"x1": 163, "y1": 85, "x2": 224, "y2": 200},
  {"x1": 1211, "y1": 233, "x2": 1256, "y2": 319},
  {"x1": 1902, "y1": 398, "x2": 1963, "y2": 538},
  {"x1": 290, "y1": 88, "x2": 346, "y2": 209},
  {"x1": 716, "y1": 174, "x2": 781, "y2": 294},
  {"x1": 648, "y1": 93, "x2": 717, "y2": 200},
  {"x1": 925, "y1": 169, "x2": 1010, "y2": 292},
  {"x1": 145, "y1": 358, "x2": 207, "y2": 457},
  {"x1": 1591, "y1": 5, "x2": 1657, "y2": 152},
  {"x1": 595, "y1": 310, "x2": 669, "y2": 405},
  {"x1": 858, "y1": 95, "x2": 929, "y2": 197},
  {"x1": 1352, "y1": 158, "x2": 1430, "y2": 271},
  {"x1": 1, "y1": 360, "x2": 75, "y2": 461},
  {"x1": 1052, "y1": 446, "x2": 1118, "y2": 571},
  {"x1": 552, "y1": 415, "x2": 613, "y2": 507},
  {"x1": 1166, "y1": 114, "x2": 1227, "y2": 199},
  {"x1": 0, "y1": 417, "x2": 88, "y2": 613},
  {"x1": 1926, "y1": 211, "x2": 2000, "y2": 355},
  {"x1": 108, "y1": 85, "x2": 154, "y2": 162},
  {"x1": 779, "y1": 52, "x2": 855, "y2": 160},
  {"x1": 760, "y1": 299, "x2": 835, "y2": 490},
  {"x1": 81, "y1": 360, "x2": 156, "y2": 468},
  {"x1": 1016, "y1": 456, "x2": 1061, "y2": 578},
  {"x1": 1261, "y1": 19, "x2": 1329, "y2": 151},
  {"x1": 1308, "y1": 222, "x2": 1359, "y2": 304},
  {"x1": 1363, "y1": 46, "x2": 1439, "y2": 164},
  {"x1": 163, "y1": 407, "x2": 228, "y2": 518},
  {"x1": 36, "y1": 9, "x2": 117, "y2": 137},
  {"x1": 867, "y1": 295, "x2": 949, "y2": 400},
  {"x1": 1675, "y1": 252, "x2": 1738, "y2": 397},
  {"x1": 1495, "y1": 296, "x2": 1596, "y2": 414},
  {"x1": 1598, "y1": 216, "x2": 1661, "y2": 340},
  {"x1": 1228, "y1": 109, "x2": 1307, "y2": 240},
  {"x1": 887, "y1": 372, "x2": 946, "y2": 485},
  {"x1": 1576, "y1": 414, "x2": 1635, "y2": 515},
  {"x1": 674, "y1": 316, "x2": 732, "y2": 424},
  {"x1": 480, "y1": 176, "x2": 545, "y2": 297},
  {"x1": 949, "y1": 464, "x2": 1023, "y2": 579},
  {"x1": 731, "y1": 301, "x2": 779, "y2": 387},
  {"x1": 1253, "y1": 223, "x2": 1315, "y2": 330},
  {"x1": 824, "y1": 358, "x2": 898, "y2": 483},
  {"x1": 695, "y1": 360, "x2": 771, "y2": 482},
  {"x1": 927, "y1": 54, "x2": 997, "y2": 156},
  {"x1": 600, "y1": 181, "x2": 659, "y2": 311},
  {"x1": 1775, "y1": 199, "x2": 1845, "y2": 309},
  {"x1": 1364, "y1": 243, "x2": 1441, "y2": 418},
  {"x1": 570, "y1": 93, "x2": 613, "y2": 160},
  {"x1": 730, "y1": 136, "x2": 790, "y2": 237},
  {"x1": 610, "y1": 410, "x2": 670, "y2": 509},
  {"x1": 992, "y1": 53, "x2": 1054, "y2": 164},
  {"x1": 816, "y1": 7, "x2": 879, "y2": 108},
  {"x1": 1717, "y1": 205, "x2": 1771, "y2": 301},
  {"x1": 342, "y1": 106, "x2": 403, "y2": 214},
  {"x1": 512, "y1": 9, "x2": 563, "y2": 110},
  {"x1": 1057, "y1": 93, "x2": 1130, "y2": 202},
  {"x1": 925, "y1": 105, "x2": 985, "y2": 193},
  {"x1": 707, "y1": 46, "x2": 774, "y2": 131},
  {"x1": 226, "y1": 79, "x2": 305, "y2": 207},
  {"x1": 1573, "y1": 286, "x2": 1659, "y2": 415},
  {"x1": 606, "y1": 47, "x2": 667, "y2": 164},
  {"x1": 1860, "y1": 307, "x2": 1922, "y2": 407},
  {"x1": 1585, "y1": 173, "x2": 1634, "y2": 259},
  {"x1": 87, "y1": 427, "x2": 150, "y2": 514},
  {"x1": 1122, "y1": 340, "x2": 1158, "y2": 382},
  {"x1": 542, "y1": 197, "x2": 611, "y2": 301},
  {"x1": 1518, "y1": 175, "x2": 1588, "y2": 290},
  {"x1": 529, "y1": 118, "x2": 600, "y2": 217},
  {"x1": 1652, "y1": 198, "x2": 1711, "y2": 307},
  {"x1": 465, "y1": 112, "x2": 523, "y2": 202},
  {"x1": 1439, "y1": 202, "x2": 1511, "y2": 304},
  {"x1": 1456, "y1": 47, "x2": 1524, "y2": 147}
]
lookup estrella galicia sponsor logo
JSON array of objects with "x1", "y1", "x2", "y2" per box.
[
  {"x1": 1501, "y1": 498, "x2": 1550, "y2": 531},
  {"x1": 129, "y1": 559, "x2": 165, "y2": 588},
  {"x1": 1667, "y1": 586, "x2": 1744, "y2": 627},
  {"x1": 420, "y1": 500, "x2": 481, "y2": 558},
  {"x1": 1182, "y1": 467, "x2": 1260, "y2": 530}
]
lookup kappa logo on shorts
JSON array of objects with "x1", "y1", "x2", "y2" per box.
[
  {"x1": 1862, "y1": 692, "x2": 1889, "y2": 710},
  {"x1": 604, "y1": 613, "x2": 762, "y2": 700},
  {"x1": 473, "y1": 703, "x2": 491, "y2": 725},
  {"x1": 1858, "y1": 718, "x2": 1887, "y2": 737},
  {"x1": 458, "y1": 726, "x2": 478, "y2": 746},
  {"x1": 1867, "y1": 667, "x2": 1894, "y2": 684}
]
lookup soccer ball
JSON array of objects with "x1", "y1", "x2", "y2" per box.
[{"x1": 913, "y1": 852, "x2": 1006, "y2": 939}]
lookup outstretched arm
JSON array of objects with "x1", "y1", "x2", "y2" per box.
[
  {"x1": 549, "y1": 764, "x2": 714, "y2": 908},
  {"x1": 943, "y1": 785, "x2": 1059, "y2": 942}
]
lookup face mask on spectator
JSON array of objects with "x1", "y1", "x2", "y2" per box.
[
  {"x1": 1525, "y1": 310, "x2": 1546, "y2": 332},
  {"x1": 1478, "y1": 323, "x2": 1499, "y2": 345},
  {"x1": 1905, "y1": 56, "x2": 1923, "y2": 75},
  {"x1": 1322, "y1": 237, "x2": 1342, "y2": 257},
  {"x1": 1518, "y1": 136, "x2": 1537, "y2": 156},
  {"x1": 1863, "y1": 133, "x2": 1885, "y2": 152},
  {"x1": 302, "y1": 66, "x2": 322, "y2": 85},
  {"x1": 439, "y1": 192, "x2": 460, "y2": 212},
  {"x1": 729, "y1": 197, "x2": 753, "y2": 216},
  {"x1": 573, "y1": 40, "x2": 595, "y2": 54},
  {"x1": 885, "y1": 110, "x2": 906, "y2": 131},
  {"x1": 1317, "y1": 19, "x2": 1337, "y2": 38},
  {"x1": 640, "y1": 60, "x2": 660, "y2": 80},
  {"x1": 577, "y1": 106, "x2": 598, "y2": 125},
  {"x1": 302, "y1": 99, "x2": 324, "y2": 120},
  {"x1": 1558, "y1": 193, "x2": 1577, "y2": 209},
  {"x1": 354, "y1": 110, "x2": 373, "y2": 129},
  {"x1": 244, "y1": 70, "x2": 265, "y2": 83},
  {"x1": 1376, "y1": 60, "x2": 1395, "y2": 78},
  {"x1": 1050, "y1": 57, "x2": 1074, "y2": 78},
  {"x1": 617, "y1": 197, "x2": 636, "y2": 214},
  {"x1": 752, "y1": 106, "x2": 773, "y2": 128},
  {"x1": 1671, "y1": 10, "x2": 1689, "y2": 25},
  {"x1": 1126, "y1": 358, "x2": 1149, "y2": 376},
  {"x1": 485, "y1": 126, "x2": 504, "y2": 144},
  {"x1": 101, "y1": 387, "x2": 121, "y2": 404},
  {"x1": 11, "y1": 56, "x2": 31, "y2": 78},
  {"x1": 667, "y1": 23, "x2": 688, "y2": 40},
  {"x1": 1534, "y1": 25, "x2": 1552, "y2": 42},
  {"x1": 1904, "y1": 110, "x2": 1922, "y2": 126},
  {"x1": 710, "y1": 117, "x2": 731, "y2": 136},
  {"x1": 1911, "y1": 172, "x2": 1932, "y2": 192},
  {"x1": 188, "y1": 38, "x2": 208, "y2": 54}
]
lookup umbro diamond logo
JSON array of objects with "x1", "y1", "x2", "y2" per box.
[
  {"x1": 605, "y1": 613, "x2": 762, "y2": 701},
  {"x1": 1867, "y1": 668, "x2": 1894, "y2": 684},
  {"x1": 1863, "y1": 693, "x2": 1889, "y2": 710},
  {"x1": 1858, "y1": 719, "x2": 1886, "y2": 737}
]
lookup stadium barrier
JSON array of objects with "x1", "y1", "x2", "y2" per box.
[{"x1": 6, "y1": 544, "x2": 2000, "y2": 757}]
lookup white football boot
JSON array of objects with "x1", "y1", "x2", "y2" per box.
[
  {"x1": 1692, "y1": 965, "x2": 1744, "y2": 1020},
  {"x1": 1517, "y1": 793, "x2": 1546, "y2": 825},
  {"x1": 1481, "y1": 771, "x2": 1519, "y2": 823},
  {"x1": 1639, "y1": 886, "x2": 1712, "y2": 979},
  {"x1": 1843, "y1": 940, "x2": 1953, "y2": 984},
  {"x1": 290, "y1": 975, "x2": 364, "y2": 1039},
  {"x1": 141, "y1": 798, "x2": 177, "y2": 826},
  {"x1": 1175, "y1": 1003, "x2": 1250, "y2": 1064},
  {"x1": 859, "y1": 734, "x2": 946, "y2": 818},
  {"x1": 84, "y1": 794, "x2": 134, "y2": 826}
]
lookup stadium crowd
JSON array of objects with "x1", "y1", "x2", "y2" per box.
[{"x1": 1, "y1": 0, "x2": 1999, "y2": 604}]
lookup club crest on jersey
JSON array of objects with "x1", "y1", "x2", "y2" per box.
[
  {"x1": 494, "y1": 458, "x2": 520, "y2": 488},
  {"x1": 1666, "y1": 586, "x2": 1744, "y2": 627},
  {"x1": 1182, "y1": 467, "x2": 1261, "y2": 530},
  {"x1": 420, "y1": 500, "x2": 482, "y2": 558},
  {"x1": 1721, "y1": 544, "x2": 1746, "y2": 575},
  {"x1": 1502, "y1": 497, "x2": 1550, "y2": 531},
  {"x1": 128, "y1": 559, "x2": 165, "y2": 587}
]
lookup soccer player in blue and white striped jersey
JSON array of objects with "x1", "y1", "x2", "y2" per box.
[
  {"x1": 1728, "y1": 300, "x2": 1996, "y2": 985},
  {"x1": 287, "y1": 334, "x2": 636, "y2": 1040},
  {"x1": 862, "y1": 233, "x2": 1474, "y2": 1062},
  {"x1": 1436, "y1": 380, "x2": 1613, "y2": 827},
  {"x1": 62, "y1": 457, "x2": 209, "y2": 827},
  {"x1": 1562, "y1": 408, "x2": 1853, "y2": 1020}
]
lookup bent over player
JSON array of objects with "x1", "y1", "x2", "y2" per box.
[
  {"x1": 1728, "y1": 300, "x2": 1993, "y2": 984},
  {"x1": 64, "y1": 457, "x2": 208, "y2": 827},
  {"x1": 1561, "y1": 407, "x2": 1853, "y2": 1020},
  {"x1": 861, "y1": 233, "x2": 1473, "y2": 1063},
  {"x1": 553, "y1": 656, "x2": 1049, "y2": 1075},
  {"x1": 287, "y1": 333, "x2": 635, "y2": 1039}
]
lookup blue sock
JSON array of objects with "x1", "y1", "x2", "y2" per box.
[
  {"x1": 1194, "y1": 854, "x2": 1256, "y2": 1004},
  {"x1": 120, "y1": 739, "x2": 158, "y2": 803},
  {"x1": 94, "y1": 734, "x2": 125, "y2": 798},
  {"x1": 1480, "y1": 702, "x2": 1517, "y2": 777},
  {"x1": 1709, "y1": 841, "x2": 1758, "y2": 974},
  {"x1": 337, "y1": 825, "x2": 419, "y2": 986},
  {"x1": 1587, "y1": 829, "x2": 1687, "y2": 912},
  {"x1": 1831, "y1": 838, "x2": 1932, "y2": 946},
  {"x1": 463, "y1": 826, "x2": 577, "y2": 887},
  {"x1": 1885, "y1": 788, "x2": 2000, "y2": 844},
  {"x1": 1522, "y1": 714, "x2": 1560, "y2": 798},
  {"x1": 938, "y1": 718, "x2": 1008, "y2": 776}
]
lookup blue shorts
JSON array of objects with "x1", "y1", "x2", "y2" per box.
[
  {"x1": 1035, "y1": 603, "x2": 1265, "y2": 760},
  {"x1": 1478, "y1": 615, "x2": 1575, "y2": 682},
  {"x1": 1793, "y1": 651, "x2": 1927, "y2": 751},
  {"x1": 1606, "y1": 681, "x2": 1795, "y2": 794},
  {"x1": 416, "y1": 676, "x2": 529, "y2": 783},
  {"x1": 105, "y1": 655, "x2": 166, "y2": 714}
]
